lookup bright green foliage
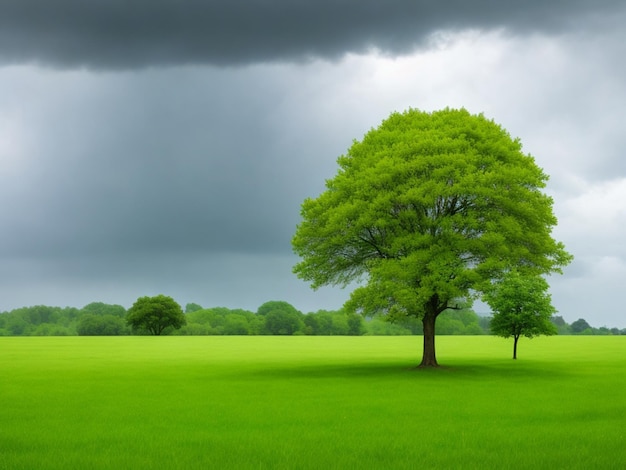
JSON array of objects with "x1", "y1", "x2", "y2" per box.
[
  {"x1": 484, "y1": 271, "x2": 557, "y2": 358},
  {"x1": 437, "y1": 308, "x2": 485, "y2": 335},
  {"x1": 292, "y1": 108, "x2": 572, "y2": 366},
  {"x1": 126, "y1": 295, "x2": 186, "y2": 335}
]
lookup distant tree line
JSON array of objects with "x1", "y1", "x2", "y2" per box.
[
  {"x1": 0, "y1": 300, "x2": 623, "y2": 336},
  {"x1": 549, "y1": 316, "x2": 624, "y2": 336}
]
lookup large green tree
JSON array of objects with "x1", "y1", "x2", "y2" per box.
[
  {"x1": 483, "y1": 271, "x2": 557, "y2": 359},
  {"x1": 126, "y1": 295, "x2": 186, "y2": 335},
  {"x1": 292, "y1": 108, "x2": 571, "y2": 367}
]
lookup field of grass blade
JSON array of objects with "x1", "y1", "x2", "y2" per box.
[{"x1": 1, "y1": 335, "x2": 625, "y2": 469}]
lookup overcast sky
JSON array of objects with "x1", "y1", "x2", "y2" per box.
[{"x1": 1, "y1": 1, "x2": 625, "y2": 328}]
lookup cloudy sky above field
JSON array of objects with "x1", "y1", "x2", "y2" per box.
[{"x1": 1, "y1": 0, "x2": 625, "y2": 327}]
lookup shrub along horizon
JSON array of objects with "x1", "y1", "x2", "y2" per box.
[
  {"x1": 2, "y1": 300, "x2": 624, "y2": 336},
  {"x1": 126, "y1": 295, "x2": 186, "y2": 335}
]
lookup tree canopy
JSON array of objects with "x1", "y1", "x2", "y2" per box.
[
  {"x1": 126, "y1": 295, "x2": 186, "y2": 335},
  {"x1": 570, "y1": 318, "x2": 592, "y2": 334},
  {"x1": 258, "y1": 301, "x2": 305, "y2": 335},
  {"x1": 483, "y1": 271, "x2": 557, "y2": 359},
  {"x1": 77, "y1": 313, "x2": 127, "y2": 336},
  {"x1": 292, "y1": 108, "x2": 572, "y2": 366},
  {"x1": 81, "y1": 302, "x2": 126, "y2": 317}
]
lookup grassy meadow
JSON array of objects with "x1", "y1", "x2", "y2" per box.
[{"x1": 1, "y1": 335, "x2": 625, "y2": 469}]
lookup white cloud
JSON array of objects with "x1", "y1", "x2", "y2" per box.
[{"x1": 556, "y1": 177, "x2": 626, "y2": 258}]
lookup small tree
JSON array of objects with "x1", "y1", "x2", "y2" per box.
[
  {"x1": 126, "y1": 295, "x2": 186, "y2": 335},
  {"x1": 570, "y1": 318, "x2": 592, "y2": 334},
  {"x1": 185, "y1": 303, "x2": 203, "y2": 313},
  {"x1": 483, "y1": 271, "x2": 557, "y2": 359}
]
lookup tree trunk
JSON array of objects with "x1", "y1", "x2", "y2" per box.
[
  {"x1": 419, "y1": 310, "x2": 439, "y2": 367},
  {"x1": 513, "y1": 335, "x2": 519, "y2": 359}
]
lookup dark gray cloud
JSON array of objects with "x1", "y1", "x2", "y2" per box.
[
  {"x1": 0, "y1": 64, "x2": 355, "y2": 313},
  {"x1": 0, "y1": 66, "x2": 327, "y2": 260},
  {"x1": 0, "y1": 0, "x2": 623, "y2": 68}
]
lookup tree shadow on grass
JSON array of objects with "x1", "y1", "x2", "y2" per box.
[
  {"x1": 417, "y1": 359, "x2": 573, "y2": 380},
  {"x1": 242, "y1": 358, "x2": 570, "y2": 381},
  {"x1": 242, "y1": 361, "x2": 414, "y2": 380}
]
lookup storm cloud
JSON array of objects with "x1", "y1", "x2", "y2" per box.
[
  {"x1": 0, "y1": 0, "x2": 624, "y2": 68},
  {"x1": 1, "y1": 1, "x2": 625, "y2": 327}
]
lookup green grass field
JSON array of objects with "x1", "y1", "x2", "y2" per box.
[{"x1": 1, "y1": 335, "x2": 625, "y2": 469}]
